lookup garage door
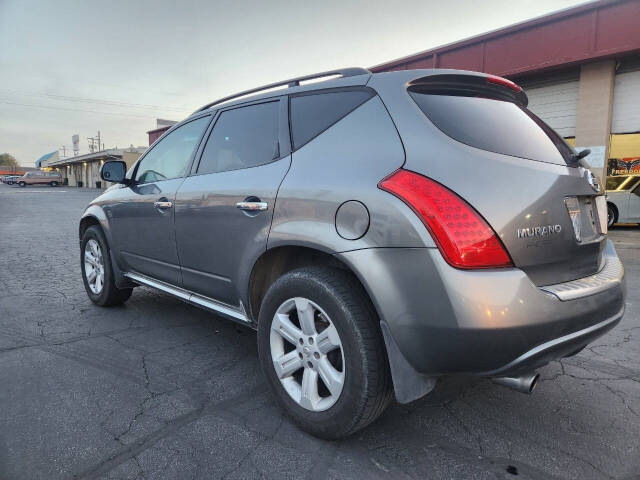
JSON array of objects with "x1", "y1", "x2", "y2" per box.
[
  {"x1": 524, "y1": 80, "x2": 579, "y2": 137},
  {"x1": 611, "y1": 70, "x2": 640, "y2": 134}
]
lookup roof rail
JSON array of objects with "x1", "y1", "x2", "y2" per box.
[{"x1": 193, "y1": 67, "x2": 371, "y2": 114}]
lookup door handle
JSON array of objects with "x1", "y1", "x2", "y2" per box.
[
  {"x1": 236, "y1": 201, "x2": 268, "y2": 211},
  {"x1": 154, "y1": 200, "x2": 173, "y2": 210}
]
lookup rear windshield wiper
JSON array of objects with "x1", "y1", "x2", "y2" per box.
[{"x1": 572, "y1": 148, "x2": 591, "y2": 161}]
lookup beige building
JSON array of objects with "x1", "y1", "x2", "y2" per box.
[{"x1": 48, "y1": 147, "x2": 146, "y2": 188}]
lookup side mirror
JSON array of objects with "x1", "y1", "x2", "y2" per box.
[{"x1": 100, "y1": 160, "x2": 128, "y2": 184}]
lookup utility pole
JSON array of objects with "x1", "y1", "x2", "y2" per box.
[
  {"x1": 60, "y1": 146, "x2": 67, "y2": 157},
  {"x1": 87, "y1": 131, "x2": 104, "y2": 153}
]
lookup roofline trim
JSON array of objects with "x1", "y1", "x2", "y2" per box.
[{"x1": 370, "y1": 0, "x2": 616, "y2": 71}]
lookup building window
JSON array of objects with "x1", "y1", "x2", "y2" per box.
[{"x1": 608, "y1": 133, "x2": 640, "y2": 176}]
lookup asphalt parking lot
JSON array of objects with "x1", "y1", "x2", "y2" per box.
[{"x1": 0, "y1": 183, "x2": 638, "y2": 480}]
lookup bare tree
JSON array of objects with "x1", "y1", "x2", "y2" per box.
[{"x1": 0, "y1": 153, "x2": 19, "y2": 167}]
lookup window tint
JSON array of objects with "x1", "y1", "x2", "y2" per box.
[
  {"x1": 409, "y1": 92, "x2": 573, "y2": 165},
  {"x1": 290, "y1": 90, "x2": 374, "y2": 149},
  {"x1": 135, "y1": 116, "x2": 209, "y2": 183},
  {"x1": 197, "y1": 102, "x2": 279, "y2": 174},
  {"x1": 606, "y1": 176, "x2": 630, "y2": 190}
]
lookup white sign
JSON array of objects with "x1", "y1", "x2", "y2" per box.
[
  {"x1": 72, "y1": 134, "x2": 80, "y2": 156},
  {"x1": 580, "y1": 145, "x2": 606, "y2": 168}
]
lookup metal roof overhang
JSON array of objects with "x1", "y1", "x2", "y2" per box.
[
  {"x1": 371, "y1": 0, "x2": 640, "y2": 78},
  {"x1": 48, "y1": 150, "x2": 124, "y2": 168}
]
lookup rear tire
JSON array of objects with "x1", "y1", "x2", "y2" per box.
[
  {"x1": 607, "y1": 203, "x2": 618, "y2": 228},
  {"x1": 257, "y1": 266, "x2": 392, "y2": 439},
  {"x1": 81, "y1": 225, "x2": 132, "y2": 306},
  {"x1": 50, "y1": 181, "x2": 58, "y2": 186}
]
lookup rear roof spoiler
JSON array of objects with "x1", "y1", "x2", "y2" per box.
[
  {"x1": 408, "y1": 73, "x2": 528, "y2": 107},
  {"x1": 193, "y1": 67, "x2": 371, "y2": 114}
]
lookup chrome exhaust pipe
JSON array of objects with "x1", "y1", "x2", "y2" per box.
[{"x1": 492, "y1": 372, "x2": 540, "y2": 394}]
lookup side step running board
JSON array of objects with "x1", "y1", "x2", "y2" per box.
[{"x1": 124, "y1": 272, "x2": 251, "y2": 325}]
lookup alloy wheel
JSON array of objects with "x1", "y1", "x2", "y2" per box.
[
  {"x1": 84, "y1": 239, "x2": 105, "y2": 294},
  {"x1": 270, "y1": 297, "x2": 345, "y2": 412}
]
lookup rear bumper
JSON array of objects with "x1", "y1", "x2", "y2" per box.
[
  {"x1": 480, "y1": 311, "x2": 621, "y2": 376},
  {"x1": 338, "y1": 239, "x2": 625, "y2": 377}
]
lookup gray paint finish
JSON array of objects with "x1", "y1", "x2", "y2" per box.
[
  {"x1": 105, "y1": 178, "x2": 185, "y2": 285},
  {"x1": 80, "y1": 68, "x2": 626, "y2": 407},
  {"x1": 335, "y1": 200, "x2": 370, "y2": 240},
  {"x1": 339, "y1": 240, "x2": 624, "y2": 376},
  {"x1": 174, "y1": 156, "x2": 292, "y2": 305},
  {"x1": 269, "y1": 96, "x2": 434, "y2": 253}
]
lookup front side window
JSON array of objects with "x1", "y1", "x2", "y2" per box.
[
  {"x1": 135, "y1": 116, "x2": 209, "y2": 184},
  {"x1": 607, "y1": 175, "x2": 640, "y2": 191},
  {"x1": 606, "y1": 176, "x2": 630, "y2": 190},
  {"x1": 197, "y1": 101, "x2": 280, "y2": 175}
]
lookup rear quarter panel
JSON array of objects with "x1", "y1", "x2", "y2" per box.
[{"x1": 268, "y1": 95, "x2": 434, "y2": 253}]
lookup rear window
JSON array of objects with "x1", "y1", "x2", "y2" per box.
[
  {"x1": 290, "y1": 89, "x2": 374, "y2": 150},
  {"x1": 409, "y1": 91, "x2": 575, "y2": 165}
]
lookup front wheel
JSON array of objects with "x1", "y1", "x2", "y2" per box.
[
  {"x1": 257, "y1": 267, "x2": 392, "y2": 439},
  {"x1": 607, "y1": 204, "x2": 617, "y2": 229},
  {"x1": 81, "y1": 225, "x2": 132, "y2": 306},
  {"x1": 50, "y1": 181, "x2": 58, "y2": 186},
  {"x1": 18, "y1": 181, "x2": 25, "y2": 187}
]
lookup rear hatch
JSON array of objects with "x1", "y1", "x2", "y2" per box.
[{"x1": 405, "y1": 73, "x2": 606, "y2": 286}]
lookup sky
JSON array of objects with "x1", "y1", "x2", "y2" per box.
[{"x1": 0, "y1": 0, "x2": 588, "y2": 166}]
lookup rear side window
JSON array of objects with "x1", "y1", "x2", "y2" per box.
[
  {"x1": 290, "y1": 89, "x2": 374, "y2": 149},
  {"x1": 409, "y1": 92, "x2": 574, "y2": 165},
  {"x1": 197, "y1": 101, "x2": 279, "y2": 174}
]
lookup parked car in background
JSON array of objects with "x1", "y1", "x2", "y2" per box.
[
  {"x1": 16, "y1": 171, "x2": 63, "y2": 187},
  {"x1": 78, "y1": 68, "x2": 625, "y2": 439},
  {"x1": 2, "y1": 175, "x2": 19, "y2": 184},
  {"x1": 606, "y1": 174, "x2": 640, "y2": 227}
]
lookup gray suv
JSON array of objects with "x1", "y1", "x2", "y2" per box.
[{"x1": 80, "y1": 68, "x2": 626, "y2": 439}]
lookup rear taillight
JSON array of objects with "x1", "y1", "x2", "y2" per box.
[
  {"x1": 379, "y1": 169, "x2": 512, "y2": 269},
  {"x1": 486, "y1": 74, "x2": 522, "y2": 93}
]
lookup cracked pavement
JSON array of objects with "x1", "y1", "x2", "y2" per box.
[{"x1": 0, "y1": 184, "x2": 638, "y2": 480}]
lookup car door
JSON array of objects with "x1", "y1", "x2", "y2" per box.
[
  {"x1": 107, "y1": 115, "x2": 211, "y2": 285},
  {"x1": 174, "y1": 97, "x2": 291, "y2": 307}
]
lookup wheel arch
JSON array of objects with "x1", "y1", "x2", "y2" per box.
[
  {"x1": 247, "y1": 244, "x2": 374, "y2": 325},
  {"x1": 79, "y1": 207, "x2": 133, "y2": 289},
  {"x1": 247, "y1": 242, "x2": 387, "y2": 347},
  {"x1": 79, "y1": 214, "x2": 102, "y2": 241}
]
